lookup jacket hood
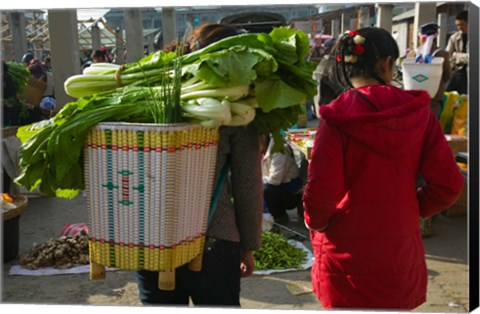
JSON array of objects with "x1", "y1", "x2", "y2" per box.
[{"x1": 319, "y1": 85, "x2": 432, "y2": 158}]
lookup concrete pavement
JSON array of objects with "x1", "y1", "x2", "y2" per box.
[{"x1": 1, "y1": 194, "x2": 470, "y2": 311}]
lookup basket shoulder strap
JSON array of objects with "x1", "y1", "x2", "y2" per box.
[
  {"x1": 208, "y1": 157, "x2": 231, "y2": 225},
  {"x1": 432, "y1": 48, "x2": 442, "y2": 57}
]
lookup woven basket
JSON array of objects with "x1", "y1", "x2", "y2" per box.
[
  {"x1": 17, "y1": 77, "x2": 47, "y2": 106},
  {"x1": 2, "y1": 195, "x2": 28, "y2": 221},
  {"x1": 84, "y1": 122, "x2": 219, "y2": 274}
]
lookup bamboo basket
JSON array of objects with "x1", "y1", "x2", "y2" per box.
[
  {"x1": 3, "y1": 195, "x2": 28, "y2": 262},
  {"x1": 17, "y1": 77, "x2": 47, "y2": 106},
  {"x1": 84, "y1": 122, "x2": 219, "y2": 290},
  {"x1": 2, "y1": 195, "x2": 28, "y2": 221}
]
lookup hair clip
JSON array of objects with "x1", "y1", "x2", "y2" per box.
[
  {"x1": 353, "y1": 35, "x2": 366, "y2": 45},
  {"x1": 344, "y1": 55, "x2": 358, "y2": 63},
  {"x1": 346, "y1": 30, "x2": 359, "y2": 37},
  {"x1": 336, "y1": 54, "x2": 359, "y2": 63}
]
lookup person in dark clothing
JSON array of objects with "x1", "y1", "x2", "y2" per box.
[
  {"x1": 446, "y1": 10, "x2": 468, "y2": 94},
  {"x1": 134, "y1": 23, "x2": 263, "y2": 307},
  {"x1": 92, "y1": 49, "x2": 108, "y2": 63}
]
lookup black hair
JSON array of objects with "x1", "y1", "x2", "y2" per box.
[
  {"x1": 323, "y1": 37, "x2": 337, "y2": 55},
  {"x1": 91, "y1": 50, "x2": 107, "y2": 61},
  {"x1": 334, "y1": 27, "x2": 399, "y2": 88},
  {"x1": 456, "y1": 10, "x2": 468, "y2": 22},
  {"x1": 420, "y1": 22, "x2": 439, "y2": 36},
  {"x1": 22, "y1": 53, "x2": 34, "y2": 64}
]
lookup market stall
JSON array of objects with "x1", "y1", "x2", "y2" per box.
[{"x1": 286, "y1": 128, "x2": 316, "y2": 161}]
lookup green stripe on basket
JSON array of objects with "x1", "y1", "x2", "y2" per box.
[
  {"x1": 105, "y1": 129, "x2": 116, "y2": 267},
  {"x1": 136, "y1": 130, "x2": 145, "y2": 268}
]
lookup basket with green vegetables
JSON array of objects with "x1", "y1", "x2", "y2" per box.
[
  {"x1": 15, "y1": 26, "x2": 317, "y2": 198},
  {"x1": 3, "y1": 61, "x2": 30, "y2": 120},
  {"x1": 254, "y1": 231, "x2": 308, "y2": 271},
  {"x1": 4, "y1": 61, "x2": 30, "y2": 94}
]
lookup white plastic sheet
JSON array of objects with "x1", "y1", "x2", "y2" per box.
[{"x1": 8, "y1": 264, "x2": 118, "y2": 276}]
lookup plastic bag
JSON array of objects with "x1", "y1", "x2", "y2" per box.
[
  {"x1": 451, "y1": 95, "x2": 468, "y2": 136},
  {"x1": 439, "y1": 91, "x2": 459, "y2": 134}
]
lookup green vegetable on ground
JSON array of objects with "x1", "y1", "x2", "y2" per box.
[{"x1": 253, "y1": 231, "x2": 308, "y2": 271}]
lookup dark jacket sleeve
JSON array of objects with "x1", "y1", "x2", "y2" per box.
[
  {"x1": 417, "y1": 112, "x2": 464, "y2": 217},
  {"x1": 230, "y1": 124, "x2": 263, "y2": 251},
  {"x1": 303, "y1": 120, "x2": 345, "y2": 230}
]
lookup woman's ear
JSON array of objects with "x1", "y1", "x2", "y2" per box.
[
  {"x1": 377, "y1": 56, "x2": 392, "y2": 73},
  {"x1": 375, "y1": 56, "x2": 396, "y2": 84}
]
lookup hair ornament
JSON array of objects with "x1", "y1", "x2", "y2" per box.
[
  {"x1": 353, "y1": 44, "x2": 365, "y2": 55},
  {"x1": 347, "y1": 30, "x2": 359, "y2": 37},
  {"x1": 344, "y1": 55, "x2": 358, "y2": 63},
  {"x1": 336, "y1": 30, "x2": 366, "y2": 63},
  {"x1": 353, "y1": 34, "x2": 366, "y2": 45}
]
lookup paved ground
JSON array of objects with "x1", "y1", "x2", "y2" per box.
[{"x1": 1, "y1": 189, "x2": 470, "y2": 312}]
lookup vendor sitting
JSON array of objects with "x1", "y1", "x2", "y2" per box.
[{"x1": 260, "y1": 133, "x2": 304, "y2": 224}]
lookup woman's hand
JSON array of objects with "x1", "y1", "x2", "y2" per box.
[{"x1": 240, "y1": 250, "x2": 255, "y2": 278}]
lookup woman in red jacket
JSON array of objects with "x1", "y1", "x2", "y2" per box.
[{"x1": 303, "y1": 27, "x2": 464, "y2": 310}]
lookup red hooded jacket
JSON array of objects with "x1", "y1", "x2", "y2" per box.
[{"x1": 303, "y1": 85, "x2": 464, "y2": 310}]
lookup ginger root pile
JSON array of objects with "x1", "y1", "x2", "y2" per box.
[{"x1": 19, "y1": 231, "x2": 90, "y2": 269}]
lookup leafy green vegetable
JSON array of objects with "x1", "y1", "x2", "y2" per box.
[
  {"x1": 15, "y1": 87, "x2": 158, "y2": 198},
  {"x1": 5, "y1": 61, "x2": 30, "y2": 94},
  {"x1": 15, "y1": 26, "x2": 318, "y2": 198},
  {"x1": 253, "y1": 231, "x2": 308, "y2": 271}
]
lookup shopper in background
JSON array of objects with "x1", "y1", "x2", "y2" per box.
[
  {"x1": 28, "y1": 58, "x2": 47, "y2": 83},
  {"x1": 303, "y1": 27, "x2": 464, "y2": 310},
  {"x1": 21, "y1": 52, "x2": 34, "y2": 66},
  {"x1": 312, "y1": 37, "x2": 347, "y2": 117},
  {"x1": 135, "y1": 23, "x2": 263, "y2": 307},
  {"x1": 91, "y1": 49, "x2": 108, "y2": 63},
  {"x1": 446, "y1": 10, "x2": 468, "y2": 95},
  {"x1": 42, "y1": 56, "x2": 55, "y2": 99},
  {"x1": 38, "y1": 96, "x2": 56, "y2": 120},
  {"x1": 260, "y1": 133, "x2": 304, "y2": 224},
  {"x1": 101, "y1": 47, "x2": 113, "y2": 62}
]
